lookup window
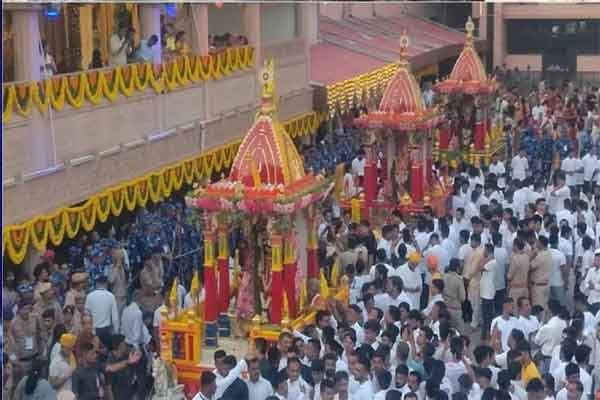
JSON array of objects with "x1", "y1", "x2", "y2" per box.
[{"x1": 506, "y1": 19, "x2": 600, "y2": 55}]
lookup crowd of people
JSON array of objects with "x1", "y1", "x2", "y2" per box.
[
  {"x1": 302, "y1": 128, "x2": 361, "y2": 177},
  {"x1": 2, "y1": 200, "x2": 203, "y2": 400},
  {"x1": 5, "y1": 76, "x2": 600, "y2": 400}
]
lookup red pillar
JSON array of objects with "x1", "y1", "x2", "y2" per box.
[
  {"x1": 270, "y1": 233, "x2": 283, "y2": 324},
  {"x1": 439, "y1": 126, "x2": 450, "y2": 150},
  {"x1": 283, "y1": 235, "x2": 297, "y2": 318},
  {"x1": 364, "y1": 161, "x2": 377, "y2": 205},
  {"x1": 474, "y1": 122, "x2": 485, "y2": 150},
  {"x1": 411, "y1": 162, "x2": 424, "y2": 202}
]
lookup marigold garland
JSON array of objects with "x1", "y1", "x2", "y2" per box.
[
  {"x1": 2, "y1": 111, "x2": 325, "y2": 265},
  {"x1": 3, "y1": 47, "x2": 255, "y2": 124},
  {"x1": 326, "y1": 62, "x2": 439, "y2": 117}
]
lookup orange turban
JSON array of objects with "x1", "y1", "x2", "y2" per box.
[{"x1": 427, "y1": 255, "x2": 439, "y2": 273}]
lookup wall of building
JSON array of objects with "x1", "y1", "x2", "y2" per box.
[
  {"x1": 503, "y1": 54, "x2": 543, "y2": 71},
  {"x1": 3, "y1": 3, "x2": 316, "y2": 225},
  {"x1": 318, "y1": 3, "x2": 445, "y2": 22},
  {"x1": 207, "y1": 4, "x2": 244, "y2": 36},
  {"x1": 577, "y1": 55, "x2": 600, "y2": 72},
  {"x1": 492, "y1": 4, "x2": 600, "y2": 69},
  {"x1": 261, "y1": 4, "x2": 298, "y2": 44},
  {"x1": 501, "y1": 4, "x2": 600, "y2": 19},
  {"x1": 3, "y1": 59, "x2": 312, "y2": 225}
]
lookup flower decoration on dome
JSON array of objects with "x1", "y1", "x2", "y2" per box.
[
  {"x1": 190, "y1": 59, "x2": 333, "y2": 215},
  {"x1": 354, "y1": 31, "x2": 443, "y2": 131}
]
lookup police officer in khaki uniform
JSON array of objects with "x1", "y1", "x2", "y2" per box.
[
  {"x1": 508, "y1": 238, "x2": 531, "y2": 301},
  {"x1": 443, "y1": 258, "x2": 466, "y2": 333},
  {"x1": 32, "y1": 282, "x2": 63, "y2": 324},
  {"x1": 530, "y1": 236, "x2": 553, "y2": 308},
  {"x1": 10, "y1": 299, "x2": 41, "y2": 377},
  {"x1": 463, "y1": 233, "x2": 485, "y2": 329},
  {"x1": 64, "y1": 272, "x2": 89, "y2": 307}
]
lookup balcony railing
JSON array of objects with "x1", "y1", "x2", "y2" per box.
[{"x1": 2, "y1": 46, "x2": 255, "y2": 124}]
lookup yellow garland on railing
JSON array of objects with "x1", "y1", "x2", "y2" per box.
[
  {"x1": 3, "y1": 47, "x2": 255, "y2": 124},
  {"x1": 326, "y1": 62, "x2": 399, "y2": 117},
  {"x1": 2, "y1": 110, "x2": 323, "y2": 265}
]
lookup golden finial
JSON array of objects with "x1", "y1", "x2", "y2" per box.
[
  {"x1": 465, "y1": 16, "x2": 475, "y2": 45},
  {"x1": 190, "y1": 271, "x2": 199, "y2": 298},
  {"x1": 260, "y1": 58, "x2": 276, "y2": 114},
  {"x1": 398, "y1": 29, "x2": 410, "y2": 66},
  {"x1": 169, "y1": 277, "x2": 179, "y2": 316}
]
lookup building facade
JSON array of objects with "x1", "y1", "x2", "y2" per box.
[{"x1": 474, "y1": 3, "x2": 600, "y2": 84}]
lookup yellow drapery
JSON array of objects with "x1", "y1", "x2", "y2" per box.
[
  {"x1": 79, "y1": 5, "x2": 93, "y2": 69},
  {"x1": 127, "y1": 3, "x2": 140, "y2": 48},
  {"x1": 97, "y1": 3, "x2": 115, "y2": 65}
]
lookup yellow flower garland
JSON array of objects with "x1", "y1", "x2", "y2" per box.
[
  {"x1": 3, "y1": 47, "x2": 255, "y2": 124},
  {"x1": 326, "y1": 62, "x2": 439, "y2": 117},
  {"x1": 3, "y1": 111, "x2": 325, "y2": 264}
]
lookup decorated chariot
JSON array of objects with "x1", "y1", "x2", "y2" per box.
[
  {"x1": 158, "y1": 59, "x2": 349, "y2": 387},
  {"x1": 433, "y1": 17, "x2": 502, "y2": 168},
  {"x1": 350, "y1": 31, "x2": 448, "y2": 220}
]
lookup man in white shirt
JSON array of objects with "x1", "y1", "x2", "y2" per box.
[
  {"x1": 480, "y1": 244, "x2": 497, "y2": 341},
  {"x1": 548, "y1": 171, "x2": 570, "y2": 214},
  {"x1": 583, "y1": 250, "x2": 600, "y2": 313},
  {"x1": 85, "y1": 275, "x2": 119, "y2": 338},
  {"x1": 388, "y1": 276, "x2": 413, "y2": 308},
  {"x1": 423, "y1": 233, "x2": 450, "y2": 274},
  {"x1": 582, "y1": 148, "x2": 598, "y2": 193},
  {"x1": 440, "y1": 225, "x2": 458, "y2": 260},
  {"x1": 214, "y1": 352, "x2": 249, "y2": 399},
  {"x1": 532, "y1": 102, "x2": 545, "y2": 123},
  {"x1": 513, "y1": 181, "x2": 530, "y2": 219},
  {"x1": 549, "y1": 235, "x2": 568, "y2": 308},
  {"x1": 246, "y1": 357, "x2": 273, "y2": 400},
  {"x1": 535, "y1": 300, "x2": 568, "y2": 372},
  {"x1": 511, "y1": 149, "x2": 529, "y2": 182},
  {"x1": 491, "y1": 298, "x2": 518, "y2": 352},
  {"x1": 49, "y1": 333, "x2": 77, "y2": 392},
  {"x1": 121, "y1": 296, "x2": 151, "y2": 348},
  {"x1": 193, "y1": 371, "x2": 217, "y2": 400},
  {"x1": 351, "y1": 355, "x2": 375, "y2": 400},
  {"x1": 109, "y1": 25, "x2": 132, "y2": 66},
  {"x1": 287, "y1": 357, "x2": 312, "y2": 400},
  {"x1": 562, "y1": 151, "x2": 578, "y2": 192},
  {"x1": 351, "y1": 151, "x2": 366, "y2": 187},
  {"x1": 489, "y1": 154, "x2": 506, "y2": 190},
  {"x1": 516, "y1": 297, "x2": 540, "y2": 342},
  {"x1": 398, "y1": 253, "x2": 423, "y2": 310}
]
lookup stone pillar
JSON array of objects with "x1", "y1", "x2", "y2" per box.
[
  {"x1": 301, "y1": 3, "x2": 318, "y2": 47},
  {"x1": 493, "y1": 3, "x2": 504, "y2": 68},
  {"x1": 190, "y1": 4, "x2": 209, "y2": 55},
  {"x1": 477, "y1": 3, "x2": 487, "y2": 41},
  {"x1": 11, "y1": 6, "x2": 56, "y2": 172},
  {"x1": 12, "y1": 8, "x2": 43, "y2": 82},
  {"x1": 139, "y1": 4, "x2": 162, "y2": 63},
  {"x1": 243, "y1": 3, "x2": 262, "y2": 98}
]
